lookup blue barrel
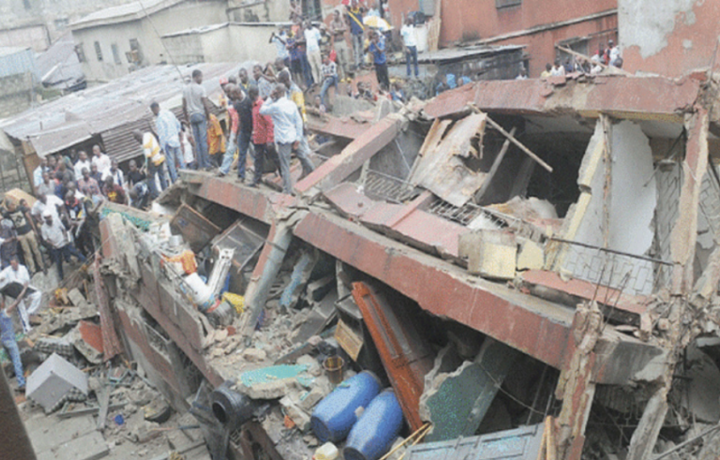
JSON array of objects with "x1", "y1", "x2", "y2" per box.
[
  {"x1": 344, "y1": 390, "x2": 404, "y2": 460},
  {"x1": 311, "y1": 371, "x2": 381, "y2": 443}
]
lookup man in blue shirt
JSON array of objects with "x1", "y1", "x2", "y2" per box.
[
  {"x1": 0, "y1": 292, "x2": 25, "y2": 389},
  {"x1": 367, "y1": 31, "x2": 389, "y2": 90}
]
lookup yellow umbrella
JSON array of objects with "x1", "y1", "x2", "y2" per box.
[{"x1": 363, "y1": 16, "x2": 391, "y2": 31}]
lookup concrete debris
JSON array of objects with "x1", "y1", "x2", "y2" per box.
[
  {"x1": 459, "y1": 230, "x2": 517, "y2": 279},
  {"x1": 27, "y1": 353, "x2": 89, "y2": 413}
]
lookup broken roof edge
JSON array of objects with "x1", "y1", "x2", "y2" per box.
[
  {"x1": 70, "y1": 0, "x2": 185, "y2": 30},
  {"x1": 423, "y1": 74, "x2": 703, "y2": 122}
]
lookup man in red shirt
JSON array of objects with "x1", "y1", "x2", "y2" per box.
[{"x1": 250, "y1": 86, "x2": 275, "y2": 187}]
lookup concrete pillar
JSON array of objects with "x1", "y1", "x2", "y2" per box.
[{"x1": 0, "y1": 367, "x2": 36, "y2": 459}]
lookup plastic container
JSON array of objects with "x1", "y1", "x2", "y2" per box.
[
  {"x1": 323, "y1": 356, "x2": 345, "y2": 385},
  {"x1": 184, "y1": 272, "x2": 213, "y2": 307},
  {"x1": 311, "y1": 371, "x2": 381, "y2": 443},
  {"x1": 313, "y1": 442, "x2": 339, "y2": 460},
  {"x1": 343, "y1": 390, "x2": 404, "y2": 460}
]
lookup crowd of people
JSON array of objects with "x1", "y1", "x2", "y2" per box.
[{"x1": 538, "y1": 40, "x2": 623, "y2": 79}]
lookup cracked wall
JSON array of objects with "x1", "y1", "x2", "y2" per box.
[{"x1": 619, "y1": 0, "x2": 720, "y2": 77}]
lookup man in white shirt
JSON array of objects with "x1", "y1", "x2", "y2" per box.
[
  {"x1": 401, "y1": 17, "x2": 419, "y2": 78},
  {"x1": 102, "y1": 159, "x2": 125, "y2": 189},
  {"x1": 40, "y1": 211, "x2": 86, "y2": 281},
  {"x1": 304, "y1": 21, "x2": 323, "y2": 86},
  {"x1": 0, "y1": 257, "x2": 41, "y2": 332},
  {"x1": 73, "y1": 150, "x2": 92, "y2": 179},
  {"x1": 33, "y1": 157, "x2": 47, "y2": 188},
  {"x1": 260, "y1": 84, "x2": 315, "y2": 194},
  {"x1": 91, "y1": 145, "x2": 112, "y2": 177},
  {"x1": 550, "y1": 59, "x2": 566, "y2": 77},
  {"x1": 31, "y1": 192, "x2": 64, "y2": 223},
  {"x1": 608, "y1": 39, "x2": 621, "y2": 67}
]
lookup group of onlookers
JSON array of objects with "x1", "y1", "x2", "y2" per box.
[{"x1": 539, "y1": 40, "x2": 623, "y2": 79}]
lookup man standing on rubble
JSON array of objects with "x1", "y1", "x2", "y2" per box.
[
  {"x1": 5, "y1": 201, "x2": 44, "y2": 275},
  {"x1": 40, "y1": 210, "x2": 86, "y2": 281},
  {"x1": 250, "y1": 85, "x2": 275, "y2": 186},
  {"x1": 0, "y1": 256, "x2": 41, "y2": 333},
  {"x1": 329, "y1": 8, "x2": 350, "y2": 80},
  {"x1": 260, "y1": 84, "x2": 310, "y2": 194},
  {"x1": 277, "y1": 72, "x2": 315, "y2": 180},
  {"x1": 133, "y1": 130, "x2": 167, "y2": 198},
  {"x1": 347, "y1": 0, "x2": 365, "y2": 70},
  {"x1": 367, "y1": 31, "x2": 389, "y2": 90},
  {"x1": 183, "y1": 69, "x2": 212, "y2": 170},
  {"x1": 151, "y1": 102, "x2": 184, "y2": 184},
  {"x1": 0, "y1": 292, "x2": 25, "y2": 389}
]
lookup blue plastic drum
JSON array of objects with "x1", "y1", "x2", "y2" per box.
[
  {"x1": 344, "y1": 390, "x2": 404, "y2": 460},
  {"x1": 311, "y1": 371, "x2": 381, "y2": 443}
]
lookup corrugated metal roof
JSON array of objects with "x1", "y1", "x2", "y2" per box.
[
  {"x1": 417, "y1": 44, "x2": 525, "y2": 63},
  {"x1": 0, "y1": 47, "x2": 38, "y2": 79},
  {"x1": 0, "y1": 63, "x2": 239, "y2": 160}
]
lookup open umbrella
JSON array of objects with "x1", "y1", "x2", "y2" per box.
[{"x1": 363, "y1": 16, "x2": 391, "y2": 31}]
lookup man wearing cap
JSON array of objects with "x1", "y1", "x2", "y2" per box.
[
  {"x1": 0, "y1": 256, "x2": 41, "y2": 333},
  {"x1": 40, "y1": 211, "x2": 86, "y2": 281}
]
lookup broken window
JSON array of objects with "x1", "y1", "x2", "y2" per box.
[
  {"x1": 94, "y1": 41, "x2": 103, "y2": 61},
  {"x1": 75, "y1": 43, "x2": 86, "y2": 63},
  {"x1": 128, "y1": 38, "x2": 144, "y2": 64}
]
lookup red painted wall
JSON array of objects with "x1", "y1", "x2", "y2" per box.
[{"x1": 621, "y1": 0, "x2": 720, "y2": 77}]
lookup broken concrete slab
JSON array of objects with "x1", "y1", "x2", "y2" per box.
[
  {"x1": 516, "y1": 237, "x2": 545, "y2": 271},
  {"x1": 292, "y1": 288, "x2": 339, "y2": 344},
  {"x1": 27, "y1": 352, "x2": 89, "y2": 413},
  {"x1": 65, "y1": 320, "x2": 104, "y2": 364},
  {"x1": 27, "y1": 413, "x2": 97, "y2": 455},
  {"x1": 419, "y1": 338, "x2": 519, "y2": 442},
  {"x1": 458, "y1": 230, "x2": 517, "y2": 279},
  {"x1": 52, "y1": 430, "x2": 109, "y2": 460}
]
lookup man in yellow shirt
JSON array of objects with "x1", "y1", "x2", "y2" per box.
[{"x1": 133, "y1": 130, "x2": 167, "y2": 199}]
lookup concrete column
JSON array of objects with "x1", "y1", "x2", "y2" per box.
[{"x1": 0, "y1": 367, "x2": 36, "y2": 459}]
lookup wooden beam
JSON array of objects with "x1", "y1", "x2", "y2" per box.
[{"x1": 484, "y1": 115, "x2": 554, "y2": 173}]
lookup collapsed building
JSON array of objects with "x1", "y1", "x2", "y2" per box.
[{"x1": 66, "y1": 68, "x2": 720, "y2": 460}]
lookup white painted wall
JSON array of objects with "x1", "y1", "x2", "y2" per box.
[{"x1": 72, "y1": 1, "x2": 228, "y2": 82}]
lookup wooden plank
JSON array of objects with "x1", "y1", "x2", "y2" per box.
[{"x1": 485, "y1": 116, "x2": 553, "y2": 173}]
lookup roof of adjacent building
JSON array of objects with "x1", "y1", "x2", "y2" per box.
[
  {"x1": 70, "y1": 0, "x2": 185, "y2": 30},
  {"x1": 0, "y1": 63, "x2": 237, "y2": 161}
]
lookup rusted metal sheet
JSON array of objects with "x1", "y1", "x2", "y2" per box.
[
  {"x1": 306, "y1": 113, "x2": 373, "y2": 139},
  {"x1": 352, "y1": 281, "x2": 435, "y2": 431},
  {"x1": 408, "y1": 113, "x2": 488, "y2": 207},
  {"x1": 520, "y1": 270, "x2": 649, "y2": 316},
  {"x1": 171, "y1": 203, "x2": 222, "y2": 253},
  {"x1": 295, "y1": 114, "x2": 405, "y2": 194},
  {"x1": 323, "y1": 184, "x2": 466, "y2": 259},
  {"x1": 423, "y1": 77, "x2": 701, "y2": 122}
]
